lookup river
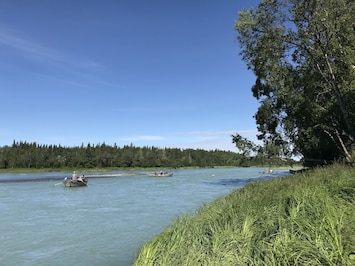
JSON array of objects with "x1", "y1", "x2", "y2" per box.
[{"x1": 0, "y1": 168, "x2": 289, "y2": 265}]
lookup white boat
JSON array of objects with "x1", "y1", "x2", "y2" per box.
[
  {"x1": 63, "y1": 177, "x2": 88, "y2": 187},
  {"x1": 262, "y1": 168, "x2": 273, "y2": 174},
  {"x1": 147, "y1": 172, "x2": 174, "y2": 177}
]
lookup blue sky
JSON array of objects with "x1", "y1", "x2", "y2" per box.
[{"x1": 0, "y1": 0, "x2": 261, "y2": 151}]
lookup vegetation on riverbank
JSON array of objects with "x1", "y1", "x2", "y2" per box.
[
  {"x1": 0, "y1": 141, "x2": 296, "y2": 170},
  {"x1": 134, "y1": 164, "x2": 355, "y2": 265},
  {"x1": 235, "y1": 0, "x2": 355, "y2": 166},
  {"x1": 0, "y1": 166, "x2": 162, "y2": 174}
]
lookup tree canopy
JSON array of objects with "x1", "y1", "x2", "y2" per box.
[
  {"x1": 235, "y1": 0, "x2": 355, "y2": 165},
  {"x1": 0, "y1": 140, "x2": 294, "y2": 170}
]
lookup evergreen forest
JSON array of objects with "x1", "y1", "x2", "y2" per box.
[{"x1": 0, "y1": 141, "x2": 293, "y2": 170}]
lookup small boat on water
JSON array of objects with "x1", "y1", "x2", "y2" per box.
[
  {"x1": 147, "y1": 172, "x2": 174, "y2": 177},
  {"x1": 63, "y1": 177, "x2": 88, "y2": 187},
  {"x1": 262, "y1": 168, "x2": 273, "y2": 174}
]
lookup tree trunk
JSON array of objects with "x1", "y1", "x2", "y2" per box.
[{"x1": 316, "y1": 54, "x2": 355, "y2": 143}]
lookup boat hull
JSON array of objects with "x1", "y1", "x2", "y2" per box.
[
  {"x1": 147, "y1": 172, "x2": 174, "y2": 177},
  {"x1": 63, "y1": 178, "x2": 88, "y2": 187}
]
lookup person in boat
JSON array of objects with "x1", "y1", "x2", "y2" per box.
[
  {"x1": 78, "y1": 175, "x2": 86, "y2": 182},
  {"x1": 72, "y1": 171, "x2": 78, "y2": 180}
]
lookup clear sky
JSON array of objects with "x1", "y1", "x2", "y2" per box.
[{"x1": 0, "y1": 0, "x2": 261, "y2": 151}]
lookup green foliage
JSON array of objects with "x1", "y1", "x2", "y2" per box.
[
  {"x1": 234, "y1": 0, "x2": 355, "y2": 165},
  {"x1": 133, "y1": 164, "x2": 355, "y2": 265},
  {"x1": 232, "y1": 132, "x2": 295, "y2": 167},
  {"x1": 231, "y1": 133, "x2": 257, "y2": 157},
  {"x1": 0, "y1": 140, "x2": 295, "y2": 170}
]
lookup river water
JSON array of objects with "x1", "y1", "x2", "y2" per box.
[{"x1": 0, "y1": 168, "x2": 289, "y2": 265}]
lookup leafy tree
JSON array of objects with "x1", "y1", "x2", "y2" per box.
[
  {"x1": 235, "y1": 0, "x2": 355, "y2": 165},
  {"x1": 231, "y1": 133, "x2": 257, "y2": 157}
]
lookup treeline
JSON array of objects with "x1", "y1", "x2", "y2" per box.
[{"x1": 0, "y1": 141, "x2": 293, "y2": 169}]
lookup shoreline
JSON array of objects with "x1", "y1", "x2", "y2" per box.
[{"x1": 0, "y1": 164, "x2": 304, "y2": 174}]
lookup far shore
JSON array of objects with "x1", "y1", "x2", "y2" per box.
[
  {"x1": 0, "y1": 164, "x2": 303, "y2": 174},
  {"x1": 84, "y1": 173, "x2": 142, "y2": 178}
]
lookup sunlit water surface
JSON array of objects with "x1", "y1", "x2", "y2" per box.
[{"x1": 0, "y1": 168, "x2": 289, "y2": 265}]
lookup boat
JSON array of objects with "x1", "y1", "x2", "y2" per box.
[
  {"x1": 262, "y1": 168, "x2": 273, "y2": 174},
  {"x1": 147, "y1": 172, "x2": 174, "y2": 177},
  {"x1": 63, "y1": 177, "x2": 88, "y2": 187}
]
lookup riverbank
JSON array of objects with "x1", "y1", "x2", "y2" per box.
[
  {"x1": 133, "y1": 164, "x2": 355, "y2": 265},
  {"x1": 0, "y1": 164, "x2": 304, "y2": 174},
  {"x1": 0, "y1": 167, "x2": 154, "y2": 174}
]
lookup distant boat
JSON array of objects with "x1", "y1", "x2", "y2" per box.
[
  {"x1": 147, "y1": 172, "x2": 174, "y2": 177},
  {"x1": 63, "y1": 177, "x2": 88, "y2": 187},
  {"x1": 262, "y1": 168, "x2": 273, "y2": 174}
]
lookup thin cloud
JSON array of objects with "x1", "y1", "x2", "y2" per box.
[
  {"x1": 0, "y1": 25, "x2": 126, "y2": 92},
  {"x1": 0, "y1": 25, "x2": 103, "y2": 72},
  {"x1": 0, "y1": 27, "x2": 68, "y2": 64},
  {"x1": 112, "y1": 104, "x2": 196, "y2": 114},
  {"x1": 117, "y1": 135, "x2": 166, "y2": 142},
  {"x1": 168, "y1": 129, "x2": 260, "y2": 151},
  {"x1": 174, "y1": 129, "x2": 258, "y2": 137}
]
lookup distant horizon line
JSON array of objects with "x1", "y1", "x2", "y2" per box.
[{"x1": 2, "y1": 139, "x2": 238, "y2": 152}]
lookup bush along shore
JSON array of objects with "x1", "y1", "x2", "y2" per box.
[{"x1": 133, "y1": 165, "x2": 355, "y2": 265}]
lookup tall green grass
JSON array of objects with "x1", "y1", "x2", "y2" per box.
[{"x1": 133, "y1": 165, "x2": 355, "y2": 265}]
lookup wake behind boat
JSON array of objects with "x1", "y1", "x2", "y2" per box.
[{"x1": 147, "y1": 171, "x2": 174, "y2": 177}]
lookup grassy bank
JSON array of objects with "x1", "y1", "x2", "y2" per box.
[{"x1": 133, "y1": 165, "x2": 355, "y2": 265}]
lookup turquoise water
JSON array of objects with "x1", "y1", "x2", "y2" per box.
[{"x1": 0, "y1": 168, "x2": 288, "y2": 265}]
